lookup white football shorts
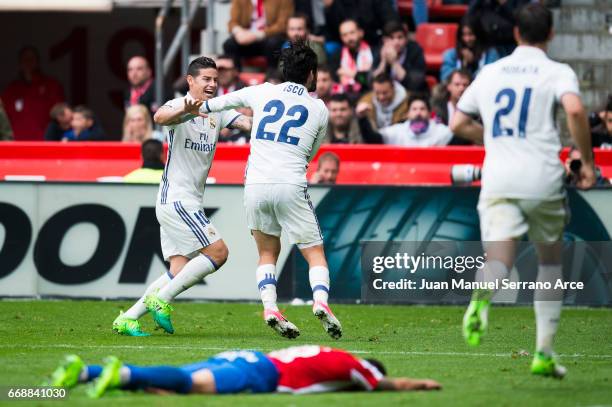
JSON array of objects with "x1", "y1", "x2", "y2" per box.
[
  {"x1": 244, "y1": 184, "x2": 323, "y2": 249},
  {"x1": 156, "y1": 200, "x2": 222, "y2": 261},
  {"x1": 478, "y1": 197, "x2": 568, "y2": 242}
]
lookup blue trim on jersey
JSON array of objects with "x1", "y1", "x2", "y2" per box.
[
  {"x1": 204, "y1": 100, "x2": 211, "y2": 113},
  {"x1": 225, "y1": 114, "x2": 242, "y2": 129},
  {"x1": 312, "y1": 284, "x2": 329, "y2": 293},
  {"x1": 203, "y1": 254, "x2": 219, "y2": 270},
  {"x1": 304, "y1": 187, "x2": 323, "y2": 239},
  {"x1": 179, "y1": 351, "x2": 279, "y2": 394},
  {"x1": 160, "y1": 130, "x2": 175, "y2": 204},
  {"x1": 174, "y1": 201, "x2": 209, "y2": 247},
  {"x1": 166, "y1": 271, "x2": 174, "y2": 280}
]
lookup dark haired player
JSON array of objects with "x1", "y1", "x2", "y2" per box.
[
  {"x1": 200, "y1": 41, "x2": 341, "y2": 340},
  {"x1": 112, "y1": 57, "x2": 252, "y2": 336},
  {"x1": 48, "y1": 345, "x2": 441, "y2": 398},
  {"x1": 451, "y1": 4, "x2": 595, "y2": 378}
]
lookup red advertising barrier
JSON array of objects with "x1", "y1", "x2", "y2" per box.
[{"x1": 1, "y1": 142, "x2": 611, "y2": 185}]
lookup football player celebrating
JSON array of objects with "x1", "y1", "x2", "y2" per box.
[
  {"x1": 450, "y1": 4, "x2": 596, "y2": 378},
  {"x1": 48, "y1": 345, "x2": 441, "y2": 397},
  {"x1": 112, "y1": 57, "x2": 252, "y2": 336},
  {"x1": 199, "y1": 41, "x2": 341, "y2": 340}
]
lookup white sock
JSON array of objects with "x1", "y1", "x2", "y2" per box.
[
  {"x1": 123, "y1": 272, "x2": 172, "y2": 319},
  {"x1": 157, "y1": 254, "x2": 217, "y2": 302},
  {"x1": 473, "y1": 260, "x2": 509, "y2": 300},
  {"x1": 256, "y1": 264, "x2": 278, "y2": 311},
  {"x1": 309, "y1": 266, "x2": 330, "y2": 304},
  {"x1": 534, "y1": 264, "x2": 563, "y2": 356}
]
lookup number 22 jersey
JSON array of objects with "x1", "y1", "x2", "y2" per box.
[
  {"x1": 204, "y1": 82, "x2": 329, "y2": 187},
  {"x1": 457, "y1": 46, "x2": 580, "y2": 200}
]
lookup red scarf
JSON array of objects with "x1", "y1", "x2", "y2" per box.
[{"x1": 130, "y1": 78, "x2": 152, "y2": 106}]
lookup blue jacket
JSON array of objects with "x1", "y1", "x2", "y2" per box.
[{"x1": 440, "y1": 47, "x2": 500, "y2": 81}]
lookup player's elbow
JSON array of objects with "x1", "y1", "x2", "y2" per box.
[
  {"x1": 561, "y1": 94, "x2": 586, "y2": 118},
  {"x1": 153, "y1": 111, "x2": 165, "y2": 125}
]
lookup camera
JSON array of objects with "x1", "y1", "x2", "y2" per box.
[{"x1": 450, "y1": 164, "x2": 481, "y2": 185}]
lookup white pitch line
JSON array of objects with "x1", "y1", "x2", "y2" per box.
[{"x1": 1, "y1": 344, "x2": 611, "y2": 359}]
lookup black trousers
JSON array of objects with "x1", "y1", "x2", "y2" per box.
[{"x1": 223, "y1": 34, "x2": 286, "y2": 70}]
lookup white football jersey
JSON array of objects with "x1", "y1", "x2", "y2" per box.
[
  {"x1": 204, "y1": 82, "x2": 329, "y2": 186},
  {"x1": 457, "y1": 46, "x2": 580, "y2": 200},
  {"x1": 157, "y1": 95, "x2": 241, "y2": 205}
]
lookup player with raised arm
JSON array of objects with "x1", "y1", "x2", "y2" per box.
[
  {"x1": 111, "y1": 57, "x2": 252, "y2": 336},
  {"x1": 450, "y1": 4, "x2": 596, "y2": 378},
  {"x1": 47, "y1": 345, "x2": 441, "y2": 398},
  {"x1": 200, "y1": 41, "x2": 341, "y2": 340}
]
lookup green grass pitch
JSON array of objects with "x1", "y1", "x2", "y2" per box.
[{"x1": 0, "y1": 301, "x2": 610, "y2": 406}]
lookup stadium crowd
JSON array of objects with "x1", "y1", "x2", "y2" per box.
[{"x1": 0, "y1": 0, "x2": 609, "y2": 152}]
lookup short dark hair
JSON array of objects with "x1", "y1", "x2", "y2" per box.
[
  {"x1": 516, "y1": 3, "x2": 553, "y2": 45},
  {"x1": 265, "y1": 68, "x2": 283, "y2": 84},
  {"x1": 317, "y1": 151, "x2": 340, "y2": 169},
  {"x1": 365, "y1": 358, "x2": 387, "y2": 376},
  {"x1": 279, "y1": 39, "x2": 318, "y2": 85},
  {"x1": 408, "y1": 94, "x2": 431, "y2": 111},
  {"x1": 340, "y1": 18, "x2": 360, "y2": 30},
  {"x1": 384, "y1": 20, "x2": 407, "y2": 37},
  {"x1": 73, "y1": 105, "x2": 94, "y2": 121},
  {"x1": 187, "y1": 56, "x2": 217, "y2": 77},
  {"x1": 373, "y1": 73, "x2": 393, "y2": 86},
  {"x1": 50, "y1": 103, "x2": 71, "y2": 120},
  {"x1": 329, "y1": 93, "x2": 351, "y2": 105},
  {"x1": 317, "y1": 65, "x2": 332, "y2": 76},
  {"x1": 448, "y1": 69, "x2": 471, "y2": 83},
  {"x1": 141, "y1": 139, "x2": 164, "y2": 164},
  {"x1": 289, "y1": 12, "x2": 310, "y2": 27}
]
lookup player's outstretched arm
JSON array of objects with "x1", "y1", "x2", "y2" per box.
[
  {"x1": 229, "y1": 115, "x2": 253, "y2": 133},
  {"x1": 449, "y1": 111, "x2": 484, "y2": 145},
  {"x1": 561, "y1": 93, "x2": 596, "y2": 189},
  {"x1": 154, "y1": 98, "x2": 207, "y2": 126},
  {"x1": 376, "y1": 377, "x2": 442, "y2": 391},
  {"x1": 202, "y1": 86, "x2": 254, "y2": 114}
]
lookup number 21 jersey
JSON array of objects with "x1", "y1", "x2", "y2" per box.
[{"x1": 457, "y1": 46, "x2": 580, "y2": 200}]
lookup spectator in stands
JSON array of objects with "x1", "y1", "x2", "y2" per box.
[
  {"x1": 124, "y1": 139, "x2": 165, "y2": 184},
  {"x1": 215, "y1": 55, "x2": 246, "y2": 96},
  {"x1": 125, "y1": 56, "x2": 156, "y2": 113},
  {"x1": 62, "y1": 105, "x2": 104, "y2": 142},
  {"x1": 336, "y1": 19, "x2": 373, "y2": 94},
  {"x1": 356, "y1": 73, "x2": 408, "y2": 131},
  {"x1": 44, "y1": 103, "x2": 73, "y2": 141},
  {"x1": 293, "y1": 0, "x2": 328, "y2": 44},
  {"x1": 0, "y1": 98, "x2": 14, "y2": 141},
  {"x1": 468, "y1": 0, "x2": 530, "y2": 57},
  {"x1": 284, "y1": 13, "x2": 327, "y2": 66},
  {"x1": 122, "y1": 104, "x2": 163, "y2": 143},
  {"x1": 223, "y1": 0, "x2": 293, "y2": 69},
  {"x1": 315, "y1": 66, "x2": 339, "y2": 105},
  {"x1": 1, "y1": 46, "x2": 64, "y2": 140},
  {"x1": 565, "y1": 146, "x2": 609, "y2": 186},
  {"x1": 440, "y1": 15, "x2": 499, "y2": 81},
  {"x1": 325, "y1": 93, "x2": 362, "y2": 143},
  {"x1": 373, "y1": 21, "x2": 427, "y2": 93},
  {"x1": 591, "y1": 96, "x2": 612, "y2": 149},
  {"x1": 323, "y1": 0, "x2": 400, "y2": 49},
  {"x1": 310, "y1": 151, "x2": 340, "y2": 184},
  {"x1": 358, "y1": 94, "x2": 453, "y2": 146},
  {"x1": 431, "y1": 69, "x2": 471, "y2": 125}
]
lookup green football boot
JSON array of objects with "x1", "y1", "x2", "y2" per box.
[
  {"x1": 144, "y1": 293, "x2": 175, "y2": 334},
  {"x1": 87, "y1": 356, "x2": 122, "y2": 399},
  {"x1": 48, "y1": 354, "x2": 85, "y2": 388},
  {"x1": 462, "y1": 299, "x2": 490, "y2": 346},
  {"x1": 112, "y1": 312, "x2": 149, "y2": 336},
  {"x1": 531, "y1": 352, "x2": 567, "y2": 379}
]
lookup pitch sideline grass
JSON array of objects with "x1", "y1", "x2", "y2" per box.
[{"x1": 0, "y1": 301, "x2": 610, "y2": 406}]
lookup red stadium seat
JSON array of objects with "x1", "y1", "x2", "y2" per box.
[
  {"x1": 415, "y1": 23, "x2": 458, "y2": 71},
  {"x1": 239, "y1": 72, "x2": 266, "y2": 86},
  {"x1": 426, "y1": 75, "x2": 438, "y2": 90},
  {"x1": 429, "y1": 0, "x2": 468, "y2": 19},
  {"x1": 241, "y1": 56, "x2": 268, "y2": 70}
]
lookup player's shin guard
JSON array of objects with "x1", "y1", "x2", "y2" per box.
[
  {"x1": 123, "y1": 272, "x2": 172, "y2": 319},
  {"x1": 534, "y1": 264, "x2": 563, "y2": 356},
  {"x1": 309, "y1": 266, "x2": 330, "y2": 304},
  {"x1": 158, "y1": 254, "x2": 218, "y2": 302},
  {"x1": 124, "y1": 365, "x2": 193, "y2": 394},
  {"x1": 256, "y1": 264, "x2": 278, "y2": 311}
]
